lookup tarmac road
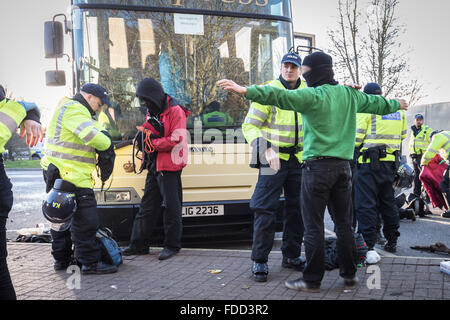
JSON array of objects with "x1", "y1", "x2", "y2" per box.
[{"x1": 5, "y1": 169, "x2": 450, "y2": 259}]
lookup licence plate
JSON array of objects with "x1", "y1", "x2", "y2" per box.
[{"x1": 182, "y1": 205, "x2": 224, "y2": 217}]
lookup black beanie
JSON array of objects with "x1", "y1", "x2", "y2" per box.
[
  {"x1": 0, "y1": 85, "x2": 5, "y2": 101},
  {"x1": 363, "y1": 82, "x2": 382, "y2": 95},
  {"x1": 302, "y1": 52, "x2": 338, "y2": 88}
]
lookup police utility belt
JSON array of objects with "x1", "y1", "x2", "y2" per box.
[{"x1": 362, "y1": 145, "x2": 400, "y2": 171}]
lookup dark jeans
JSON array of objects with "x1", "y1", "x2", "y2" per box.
[
  {"x1": 129, "y1": 170, "x2": 183, "y2": 251},
  {"x1": 301, "y1": 159, "x2": 356, "y2": 284},
  {"x1": 355, "y1": 162, "x2": 400, "y2": 249},
  {"x1": 0, "y1": 155, "x2": 16, "y2": 300},
  {"x1": 250, "y1": 155, "x2": 304, "y2": 263},
  {"x1": 44, "y1": 169, "x2": 101, "y2": 265},
  {"x1": 412, "y1": 154, "x2": 423, "y2": 197}
]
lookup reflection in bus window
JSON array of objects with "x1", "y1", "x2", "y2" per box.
[{"x1": 75, "y1": 9, "x2": 293, "y2": 143}]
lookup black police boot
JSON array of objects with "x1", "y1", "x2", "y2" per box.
[
  {"x1": 81, "y1": 262, "x2": 118, "y2": 275},
  {"x1": 406, "y1": 209, "x2": 416, "y2": 221},
  {"x1": 384, "y1": 241, "x2": 397, "y2": 253},
  {"x1": 54, "y1": 260, "x2": 71, "y2": 271},
  {"x1": 376, "y1": 231, "x2": 386, "y2": 246},
  {"x1": 158, "y1": 248, "x2": 179, "y2": 260},
  {"x1": 285, "y1": 278, "x2": 320, "y2": 293},
  {"x1": 442, "y1": 211, "x2": 450, "y2": 219},
  {"x1": 252, "y1": 262, "x2": 268, "y2": 282},
  {"x1": 339, "y1": 275, "x2": 359, "y2": 290},
  {"x1": 282, "y1": 256, "x2": 306, "y2": 271},
  {"x1": 121, "y1": 245, "x2": 149, "y2": 256}
]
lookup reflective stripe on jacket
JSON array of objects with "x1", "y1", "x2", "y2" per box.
[
  {"x1": 0, "y1": 99, "x2": 27, "y2": 153},
  {"x1": 41, "y1": 97, "x2": 111, "y2": 189},
  {"x1": 355, "y1": 110, "x2": 407, "y2": 163},
  {"x1": 421, "y1": 131, "x2": 450, "y2": 166},
  {"x1": 242, "y1": 79, "x2": 306, "y2": 162},
  {"x1": 409, "y1": 124, "x2": 433, "y2": 155}
]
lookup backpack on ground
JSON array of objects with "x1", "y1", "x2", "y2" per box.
[{"x1": 96, "y1": 227, "x2": 123, "y2": 267}]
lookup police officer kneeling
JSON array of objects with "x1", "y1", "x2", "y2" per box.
[{"x1": 42, "y1": 83, "x2": 117, "y2": 274}]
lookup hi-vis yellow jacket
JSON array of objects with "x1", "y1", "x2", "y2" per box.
[
  {"x1": 242, "y1": 79, "x2": 306, "y2": 162},
  {"x1": 41, "y1": 97, "x2": 111, "y2": 189},
  {"x1": 355, "y1": 111, "x2": 407, "y2": 163},
  {"x1": 421, "y1": 131, "x2": 450, "y2": 166},
  {"x1": 0, "y1": 99, "x2": 27, "y2": 153},
  {"x1": 409, "y1": 124, "x2": 433, "y2": 155}
]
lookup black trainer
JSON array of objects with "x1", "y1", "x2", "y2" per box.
[
  {"x1": 81, "y1": 262, "x2": 118, "y2": 275},
  {"x1": 252, "y1": 262, "x2": 268, "y2": 282},
  {"x1": 158, "y1": 248, "x2": 179, "y2": 260},
  {"x1": 54, "y1": 260, "x2": 71, "y2": 271},
  {"x1": 442, "y1": 211, "x2": 450, "y2": 218},
  {"x1": 285, "y1": 278, "x2": 320, "y2": 293},
  {"x1": 282, "y1": 256, "x2": 306, "y2": 271},
  {"x1": 384, "y1": 241, "x2": 397, "y2": 253},
  {"x1": 340, "y1": 275, "x2": 359, "y2": 290},
  {"x1": 121, "y1": 245, "x2": 149, "y2": 256}
]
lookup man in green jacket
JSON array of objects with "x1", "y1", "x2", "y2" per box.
[{"x1": 218, "y1": 51, "x2": 408, "y2": 292}]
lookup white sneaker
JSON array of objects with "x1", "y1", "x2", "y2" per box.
[{"x1": 365, "y1": 250, "x2": 381, "y2": 264}]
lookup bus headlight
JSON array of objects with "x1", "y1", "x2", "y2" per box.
[{"x1": 104, "y1": 191, "x2": 131, "y2": 202}]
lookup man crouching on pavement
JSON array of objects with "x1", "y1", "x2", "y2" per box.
[{"x1": 122, "y1": 78, "x2": 190, "y2": 260}]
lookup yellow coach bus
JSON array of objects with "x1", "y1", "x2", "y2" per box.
[{"x1": 44, "y1": 0, "x2": 296, "y2": 243}]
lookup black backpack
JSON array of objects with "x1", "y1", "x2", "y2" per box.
[{"x1": 324, "y1": 233, "x2": 368, "y2": 271}]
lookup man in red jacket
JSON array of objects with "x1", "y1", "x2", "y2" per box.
[{"x1": 122, "y1": 78, "x2": 189, "y2": 260}]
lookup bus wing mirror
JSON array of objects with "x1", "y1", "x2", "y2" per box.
[
  {"x1": 46, "y1": 70, "x2": 66, "y2": 87},
  {"x1": 44, "y1": 21, "x2": 64, "y2": 58}
]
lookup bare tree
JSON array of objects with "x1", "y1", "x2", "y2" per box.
[{"x1": 328, "y1": 0, "x2": 362, "y2": 84}]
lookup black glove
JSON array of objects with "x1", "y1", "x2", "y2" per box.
[
  {"x1": 96, "y1": 131, "x2": 116, "y2": 182},
  {"x1": 43, "y1": 163, "x2": 61, "y2": 193}
]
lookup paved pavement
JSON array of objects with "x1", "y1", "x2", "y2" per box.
[{"x1": 6, "y1": 242, "x2": 450, "y2": 300}]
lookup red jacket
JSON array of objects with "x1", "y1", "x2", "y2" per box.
[
  {"x1": 142, "y1": 96, "x2": 190, "y2": 172},
  {"x1": 420, "y1": 154, "x2": 448, "y2": 210}
]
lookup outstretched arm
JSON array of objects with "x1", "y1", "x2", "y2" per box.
[{"x1": 218, "y1": 79, "x2": 315, "y2": 113}]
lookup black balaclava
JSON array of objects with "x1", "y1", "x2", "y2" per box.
[
  {"x1": 0, "y1": 85, "x2": 5, "y2": 101},
  {"x1": 136, "y1": 78, "x2": 168, "y2": 117},
  {"x1": 302, "y1": 52, "x2": 339, "y2": 88}
]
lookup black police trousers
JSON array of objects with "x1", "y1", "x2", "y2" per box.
[
  {"x1": 412, "y1": 154, "x2": 423, "y2": 197},
  {"x1": 301, "y1": 159, "x2": 356, "y2": 284},
  {"x1": 129, "y1": 170, "x2": 183, "y2": 252},
  {"x1": 43, "y1": 170, "x2": 101, "y2": 266},
  {"x1": 0, "y1": 155, "x2": 16, "y2": 300},
  {"x1": 354, "y1": 162, "x2": 400, "y2": 249},
  {"x1": 250, "y1": 155, "x2": 304, "y2": 263}
]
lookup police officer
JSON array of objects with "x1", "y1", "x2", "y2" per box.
[
  {"x1": 218, "y1": 51, "x2": 408, "y2": 292},
  {"x1": 242, "y1": 52, "x2": 307, "y2": 282},
  {"x1": 1, "y1": 85, "x2": 43, "y2": 299},
  {"x1": 42, "y1": 83, "x2": 117, "y2": 274},
  {"x1": 354, "y1": 83, "x2": 406, "y2": 264},
  {"x1": 410, "y1": 114, "x2": 433, "y2": 197},
  {"x1": 421, "y1": 130, "x2": 450, "y2": 218},
  {"x1": 122, "y1": 78, "x2": 189, "y2": 260},
  {"x1": 201, "y1": 101, "x2": 234, "y2": 128}
]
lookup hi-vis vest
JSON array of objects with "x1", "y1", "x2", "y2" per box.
[
  {"x1": 41, "y1": 97, "x2": 111, "y2": 189},
  {"x1": 201, "y1": 111, "x2": 234, "y2": 127},
  {"x1": 242, "y1": 79, "x2": 306, "y2": 162},
  {"x1": 409, "y1": 124, "x2": 433, "y2": 155},
  {"x1": 421, "y1": 131, "x2": 450, "y2": 166},
  {"x1": 0, "y1": 99, "x2": 26, "y2": 154},
  {"x1": 355, "y1": 110, "x2": 407, "y2": 163}
]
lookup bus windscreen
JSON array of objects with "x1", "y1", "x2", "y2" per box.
[{"x1": 73, "y1": 5, "x2": 293, "y2": 143}]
